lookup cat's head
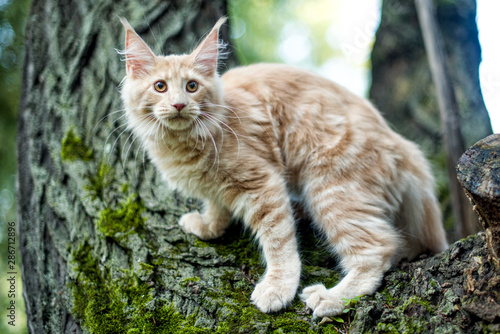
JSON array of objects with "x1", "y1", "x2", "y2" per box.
[{"x1": 119, "y1": 17, "x2": 227, "y2": 140}]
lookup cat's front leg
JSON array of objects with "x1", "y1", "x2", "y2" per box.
[
  {"x1": 179, "y1": 200, "x2": 231, "y2": 240},
  {"x1": 236, "y1": 186, "x2": 301, "y2": 313}
]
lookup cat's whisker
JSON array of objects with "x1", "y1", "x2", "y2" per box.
[
  {"x1": 200, "y1": 102, "x2": 261, "y2": 121},
  {"x1": 140, "y1": 142, "x2": 149, "y2": 178},
  {"x1": 194, "y1": 118, "x2": 207, "y2": 150},
  {"x1": 124, "y1": 113, "x2": 163, "y2": 177},
  {"x1": 201, "y1": 111, "x2": 239, "y2": 139},
  {"x1": 122, "y1": 127, "x2": 138, "y2": 164},
  {"x1": 107, "y1": 124, "x2": 132, "y2": 166},
  {"x1": 199, "y1": 112, "x2": 224, "y2": 140},
  {"x1": 201, "y1": 102, "x2": 274, "y2": 142},
  {"x1": 132, "y1": 140, "x2": 143, "y2": 180},
  {"x1": 197, "y1": 119, "x2": 220, "y2": 172},
  {"x1": 92, "y1": 109, "x2": 127, "y2": 135},
  {"x1": 200, "y1": 111, "x2": 242, "y2": 159},
  {"x1": 104, "y1": 122, "x2": 128, "y2": 150},
  {"x1": 200, "y1": 112, "x2": 237, "y2": 156},
  {"x1": 123, "y1": 131, "x2": 141, "y2": 167},
  {"x1": 187, "y1": 119, "x2": 202, "y2": 156},
  {"x1": 199, "y1": 102, "x2": 246, "y2": 123}
]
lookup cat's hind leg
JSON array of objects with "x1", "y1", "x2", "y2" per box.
[
  {"x1": 179, "y1": 200, "x2": 232, "y2": 240},
  {"x1": 300, "y1": 183, "x2": 399, "y2": 317}
]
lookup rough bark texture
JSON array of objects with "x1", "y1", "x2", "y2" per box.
[
  {"x1": 16, "y1": 1, "x2": 241, "y2": 333},
  {"x1": 351, "y1": 233, "x2": 500, "y2": 333},
  {"x1": 370, "y1": 0, "x2": 492, "y2": 236},
  {"x1": 457, "y1": 134, "x2": 500, "y2": 268},
  {"x1": 17, "y1": 0, "x2": 500, "y2": 333}
]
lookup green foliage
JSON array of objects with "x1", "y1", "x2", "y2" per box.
[
  {"x1": 61, "y1": 128, "x2": 94, "y2": 162},
  {"x1": 342, "y1": 295, "x2": 363, "y2": 312},
  {"x1": 0, "y1": 1, "x2": 31, "y2": 333},
  {"x1": 228, "y1": 0, "x2": 340, "y2": 67}
]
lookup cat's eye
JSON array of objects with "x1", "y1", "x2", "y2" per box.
[
  {"x1": 186, "y1": 80, "x2": 198, "y2": 93},
  {"x1": 154, "y1": 80, "x2": 167, "y2": 93}
]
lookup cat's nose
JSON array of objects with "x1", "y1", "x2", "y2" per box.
[{"x1": 172, "y1": 103, "x2": 186, "y2": 112}]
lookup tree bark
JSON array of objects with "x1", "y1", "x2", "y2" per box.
[
  {"x1": 457, "y1": 134, "x2": 500, "y2": 268},
  {"x1": 16, "y1": 1, "x2": 238, "y2": 333},
  {"x1": 17, "y1": 1, "x2": 500, "y2": 333},
  {"x1": 370, "y1": 0, "x2": 492, "y2": 239}
]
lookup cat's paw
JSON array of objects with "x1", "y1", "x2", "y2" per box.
[
  {"x1": 178, "y1": 212, "x2": 222, "y2": 240},
  {"x1": 300, "y1": 284, "x2": 345, "y2": 318},
  {"x1": 251, "y1": 277, "x2": 297, "y2": 313}
]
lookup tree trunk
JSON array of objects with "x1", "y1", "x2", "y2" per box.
[
  {"x1": 16, "y1": 1, "x2": 243, "y2": 333},
  {"x1": 414, "y1": 0, "x2": 477, "y2": 242},
  {"x1": 17, "y1": 1, "x2": 500, "y2": 333},
  {"x1": 370, "y1": 0, "x2": 492, "y2": 239}
]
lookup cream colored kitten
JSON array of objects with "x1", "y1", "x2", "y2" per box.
[{"x1": 119, "y1": 17, "x2": 448, "y2": 317}]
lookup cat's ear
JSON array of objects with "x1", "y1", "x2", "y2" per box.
[
  {"x1": 120, "y1": 18, "x2": 155, "y2": 79},
  {"x1": 192, "y1": 17, "x2": 227, "y2": 76}
]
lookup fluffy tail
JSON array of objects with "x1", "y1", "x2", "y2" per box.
[{"x1": 397, "y1": 172, "x2": 448, "y2": 260}]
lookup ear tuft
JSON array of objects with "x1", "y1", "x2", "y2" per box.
[
  {"x1": 192, "y1": 17, "x2": 228, "y2": 76},
  {"x1": 119, "y1": 18, "x2": 156, "y2": 79}
]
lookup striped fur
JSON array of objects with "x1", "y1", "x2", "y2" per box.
[{"x1": 120, "y1": 18, "x2": 448, "y2": 317}]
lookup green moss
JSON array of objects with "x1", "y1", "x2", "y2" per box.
[
  {"x1": 97, "y1": 195, "x2": 146, "y2": 239},
  {"x1": 70, "y1": 241, "x2": 210, "y2": 334},
  {"x1": 196, "y1": 224, "x2": 263, "y2": 274},
  {"x1": 207, "y1": 270, "x2": 322, "y2": 334},
  {"x1": 373, "y1": 295, "x2": 436, "y2": 333},
  {"x1": 193, "y1": 239, "x2": 211, "y2": 248},
  {"x1": 403, "y1": 295, "x2": 435, "y2": 314},
  {"x1": 375, "y1": 322, "x2": 400, "y2": 334},
  {"x1": 73, "y1": 208, "x2": 344, "y2": 333},
  {"x1": 121, "y1": 183, "x2": 131, "y2": 193},
  {"x1": 187, "y1": 223, "x2": 346, "y2": 333},
  {"x1": 302, "y1": 265, "x2": 340, "y2": 289},
  {"x1": 379, "y1": 287, "x2": 397, "y2": 304},
  {"x1": 61, "y1": 128, "x2": 94, "y2": 161},
  {"x1": 85, "y1": 163, "x2": 115, "y2": 200},
  {"x1": 180, "y1": 276, "x2": 200, "y2": 286},
  {"x1": 270, "y1": 314, "x2": 315, "y2": 333}
]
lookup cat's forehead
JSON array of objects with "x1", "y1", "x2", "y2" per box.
[{"x1": 155, "y1": 54, "x2": 197, "y2": 79}]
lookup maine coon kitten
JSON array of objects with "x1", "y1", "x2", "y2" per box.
[{"x1": 119, "y1": 17, "x2": 448, "y2": 317}]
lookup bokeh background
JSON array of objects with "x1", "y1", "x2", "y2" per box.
[{"x1": 0, "y1": 0, "x2": 498, "y2": 332}]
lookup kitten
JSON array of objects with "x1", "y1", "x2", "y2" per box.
[{"x1": 119, "y1": 17, "x2": 448, "y2": 317}]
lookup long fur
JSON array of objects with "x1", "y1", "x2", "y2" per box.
[{"x1": 119, "y1": 18, "x2": 448, "y2": 317}]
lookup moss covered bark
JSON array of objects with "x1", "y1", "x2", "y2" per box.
[{"x1": 350, "y1": 233, "x2": 500, "y2": 333}]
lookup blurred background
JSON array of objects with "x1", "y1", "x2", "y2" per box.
[{"x1": 0, "y1": 0, "x2": 498, "y2": 332}]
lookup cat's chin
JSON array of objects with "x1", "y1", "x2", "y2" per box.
[{"x1": 162, "y1": 117, "x2": 195, "y2": 131}]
